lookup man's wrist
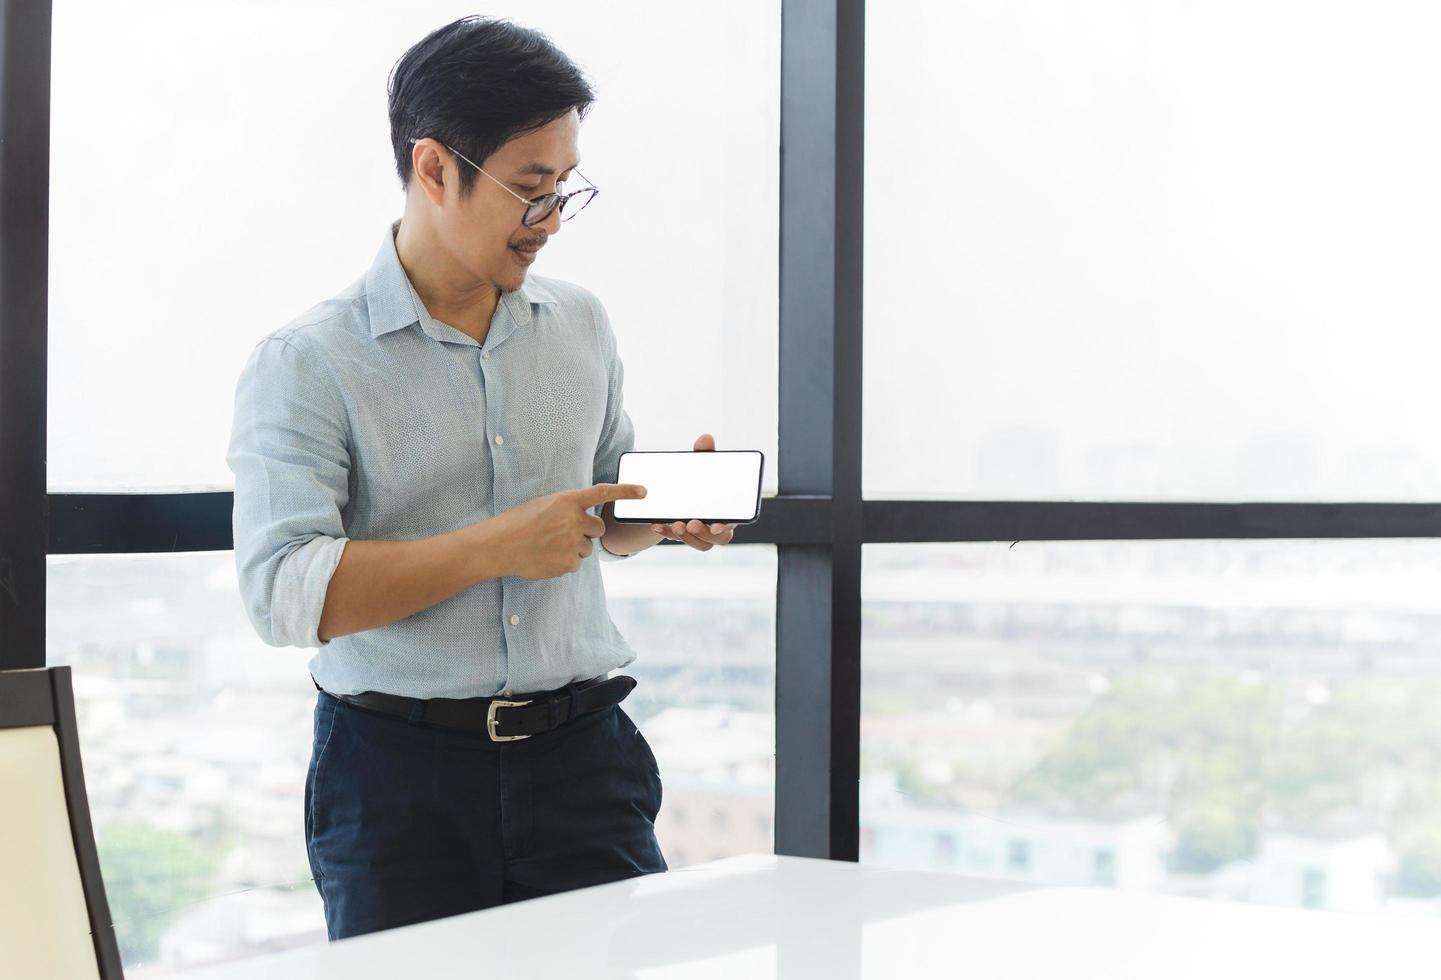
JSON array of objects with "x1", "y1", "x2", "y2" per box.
[
  {"x1": 460, "y1": 519, "x2": 509, "y2": 581},
  {"x1": 599, "y1": 502, "x2": 666, "y2": 558}
]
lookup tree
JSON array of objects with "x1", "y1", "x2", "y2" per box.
[
  {"x1": 1011, "y1": 671, "x2": 1270, "y2": 872},
  {"x1": 96, "y1": 821, "x2": 226, "y2": 965}
]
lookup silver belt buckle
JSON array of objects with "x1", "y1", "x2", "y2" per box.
[{"x1": 486, "y1": 699, "x2": 533, "y2": 742}]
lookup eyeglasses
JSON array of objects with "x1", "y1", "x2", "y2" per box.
[{"x1": 408, "y1": 137, "x2": 598, "y2": 227}]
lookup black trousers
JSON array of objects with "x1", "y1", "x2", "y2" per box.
[{"x1": 304, "y1": 689, "x2": 667, "y2": 940}]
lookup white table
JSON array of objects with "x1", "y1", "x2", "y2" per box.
[{"x1": 181, "y1": 854, "x2": 1438, "y2": 979}]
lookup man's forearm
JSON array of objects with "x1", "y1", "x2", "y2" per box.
[
  {"x1": 599, "y1": 500, "x2": 665, "y2": 557},
  {"x1": 317, "y1": 521, "x2": 506, "y2": 642}
]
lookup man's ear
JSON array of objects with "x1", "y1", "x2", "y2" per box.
[{"x1": 410, "y1": 139, "x2": 449, "y2": 208}]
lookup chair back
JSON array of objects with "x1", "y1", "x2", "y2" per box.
[{"x1": 0, "y1": 666, "x2": 123, "y2": 979}]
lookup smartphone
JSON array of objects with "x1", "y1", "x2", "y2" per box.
[{"x1": 612, "y1": 450, "x2": 765, "y2": 525}]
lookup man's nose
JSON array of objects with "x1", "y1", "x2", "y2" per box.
[{"x1": 535, "y1": 201, "x2": 564, "y2": 235}]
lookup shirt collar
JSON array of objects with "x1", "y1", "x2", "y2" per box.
[{"x1": 364, "y1": 219, "x2": 557, "y2": 344}]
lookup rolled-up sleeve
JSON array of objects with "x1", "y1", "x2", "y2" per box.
[
  {"x1": 591, "y1": 298, "x2": 636, "y2": 562},
  {"x1": 227, "y1": 335, "x2": 352, "y2": 646}
]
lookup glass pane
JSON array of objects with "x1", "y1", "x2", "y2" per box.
[
  {"x1": 48, "y1": 2, "x2": 779, "y2": 491},
  {"x1": 49, "y1": 545, "x2": 774, "y2": 972},
  {"x1": 48, "y1": 554, "x2": 323, "y2": 972},
  {"x1": 865, "y1": 2, "x2": 1441, "y2": 500},
  {"x1": 862, "y1": 541, "x2": 1441, "y2": 916},
  {"x1": 605, "y1": 544, "x2": 777, "y2": 869}
]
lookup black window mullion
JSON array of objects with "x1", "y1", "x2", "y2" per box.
[
  {"x1": 775, "y1": 0, "x2": 865, "y2": 862},
  {"x1": 45, "y1": 494, "x2": 1441, "y2": 554},
  {"x1": 862, "y1": 500, "x2": 1441, "y2": 543},
  {"x1": 0, "y1": 0, "x2": 52, "y2": 671},
  {"x1": 44, "y1": 491, "x2": 840, "y2": 554}
]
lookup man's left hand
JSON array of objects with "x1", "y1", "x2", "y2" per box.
[{"x1": 649, "y1": 433, "x2": 737, "y2": 551}]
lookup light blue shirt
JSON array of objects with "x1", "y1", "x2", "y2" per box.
[{"x1": 228, "y1": 220, "x2": 637, "y2": 699}]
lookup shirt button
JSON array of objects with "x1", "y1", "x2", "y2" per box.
[
  {"x1": 494, "y1": 434, "x2": 504, "y2": 446},
  {"x1": 482, "y1": 351, "x2": 490, "y2": 360},
  {"x1": 509, "y1": 614, "x2": 520, "y2": 626},
  {"x1": 502, "y1": 689, "x2": 513, "y2": 697}
]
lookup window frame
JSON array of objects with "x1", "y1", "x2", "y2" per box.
[{"x1": 6, "y1": 0, "x2": 1441, "y2": 865}]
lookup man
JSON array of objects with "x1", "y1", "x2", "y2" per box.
[{"x1": 227, "y1": 16, "x2": 734, "y2": 941}]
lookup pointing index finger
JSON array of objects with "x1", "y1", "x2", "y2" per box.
[{"x1": 577, "y1": 482, "x2": 648, "y2": 507}]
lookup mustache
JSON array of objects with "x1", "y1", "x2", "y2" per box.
[{"x1": 509, "y1": 233, "x2": 548, "y2": 251}]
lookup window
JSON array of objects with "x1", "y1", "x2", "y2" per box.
[
  {"x1": 49, "y1": 544, "x2": 775, "y2": 970},
  {"x1": 860, "y1": 540, "x2": 1441, "y2": 913},
  {"x1": 16, "y1": 1, "x2": 1439, "y2": 970},
  {"x1": 37, "y1": 4, "x2": 783, "y2": 968},
  {"x1": 49, "y1": 0, "x2": 780, "y2": 491},
  {"x1": 864, "y1": 1, "x2": 1441, "y2": 501},
  {"x1": 604, "y1": 545, "x2": 777, "y2": 869},
  {"x1": 48, "y1": 553, "x2": 324, "y2": 967}
]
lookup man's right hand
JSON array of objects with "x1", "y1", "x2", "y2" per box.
[{"x1": 492, "y1": 483, "x2": 648, "y2": 580}]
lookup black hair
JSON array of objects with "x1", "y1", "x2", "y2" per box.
[{"x1": 387, "y1": 16, "x2": 595, "y2": 195}]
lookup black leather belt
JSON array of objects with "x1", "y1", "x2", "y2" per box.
[{"x1": 318, "y1": 674, "x2": 637, "y2": 742}]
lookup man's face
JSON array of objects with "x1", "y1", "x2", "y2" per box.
[{"x1": 432, "y1": 110, "x2": 582, "y2": 293}]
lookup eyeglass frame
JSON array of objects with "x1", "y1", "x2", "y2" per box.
[{"x1": 407, "y1": 137, "x2": 598, "y2": 227}]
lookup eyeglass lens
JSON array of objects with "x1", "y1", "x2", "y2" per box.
[{"x1": 523, "y1": 188, "x2": 597, "y2": 227}]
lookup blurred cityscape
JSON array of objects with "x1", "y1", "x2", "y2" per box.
[
  {"x1": 47, "y1": 537, "x2": 1441, "y2": 974},
  {"x1": 860, "y1": 541, "x2": 1441, "y2": 918}
]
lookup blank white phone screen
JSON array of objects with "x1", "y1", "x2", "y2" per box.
[{"x1": 612, "y1": 451, "x2": 763, "y2": 523}]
